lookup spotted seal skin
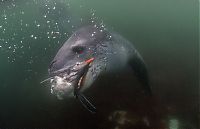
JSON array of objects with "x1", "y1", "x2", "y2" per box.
[{"x1": 48, "y1": 25, "x2": 152, "y2": 101}]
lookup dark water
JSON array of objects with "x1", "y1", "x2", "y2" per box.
[{"x1": 0, "y1": 0, "x2": 198, "y2": 129}]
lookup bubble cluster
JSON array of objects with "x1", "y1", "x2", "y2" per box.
[{"x1": 0, "y1": 0, "x2": 107, "y2": 71}]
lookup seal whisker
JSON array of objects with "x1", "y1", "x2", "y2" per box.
[{"x1": 40, "y1": 77, "x2": 54, "y2": 84}]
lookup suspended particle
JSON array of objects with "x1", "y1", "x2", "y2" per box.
[
  {"x1": 11, "y1": 3, "x2": 16, "y2": 7},
  {"x1": 92, "y1": 12, "x2": 95, "y2": 16},
  {"x1": 20, "y1": 11, "x2": 25, "y2": 15}
]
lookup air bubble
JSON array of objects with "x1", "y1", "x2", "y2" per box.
[{"x1": 21, "y1": 11, "x2": 24, "y2": 15}]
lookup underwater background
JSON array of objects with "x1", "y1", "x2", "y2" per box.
[{"x1": 0, "y1": 0, "x2": 198, "y2": 129}]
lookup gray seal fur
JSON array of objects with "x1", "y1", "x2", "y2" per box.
[{"x1": 49, "y1": 25, "x2": 151, "y2": 97}]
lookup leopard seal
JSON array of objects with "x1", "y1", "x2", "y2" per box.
[{"x1": 47, "y1": 25, "x2": 152, "y2": 111}]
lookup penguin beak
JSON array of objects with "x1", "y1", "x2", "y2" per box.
[
  {"x1": 85, "y1": 57, "x2": 94, "y2": 65},
  {"x1": 77, "y1": 58, "x2": 94, "y2": 88}
]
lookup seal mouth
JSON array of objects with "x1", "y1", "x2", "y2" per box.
[{"x1": 41, "y1": 58, "x2": 94, "y2": 99}]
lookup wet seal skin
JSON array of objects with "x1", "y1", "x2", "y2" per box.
[{"x1": 43, "y1": 25, "x2": 151, "y2": 113}]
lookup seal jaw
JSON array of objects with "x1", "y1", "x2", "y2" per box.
[{"x1": 49, "y1": 58, "x2": 94, "y2": 99}]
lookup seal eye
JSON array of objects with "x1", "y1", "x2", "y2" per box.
[{"x1": 72, "y1": 46, "x2": 85, "y2": 54}]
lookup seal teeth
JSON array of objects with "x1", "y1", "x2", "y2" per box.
[
  {"x1": 50, "y1": 79, "x2": 53, "y2": 83},
  {"x1": 78, "y1": 76, "x2": 83, "y2": 88}
]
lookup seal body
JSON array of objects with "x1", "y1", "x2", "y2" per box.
[{"x1": 49, "y1": 25, "x2": 151, "y2": 98}]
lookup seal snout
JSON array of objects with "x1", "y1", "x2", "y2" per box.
[{"x1": 48, "y1": 58, "x2": 95, "y2": 99}]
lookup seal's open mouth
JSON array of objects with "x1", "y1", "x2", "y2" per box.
[
  {"x1": 42, "y1": 58, "x2": 94, "y2": 99},
  {"x1": 76, "y1": 58, "x2": 95, "y2": 90}
]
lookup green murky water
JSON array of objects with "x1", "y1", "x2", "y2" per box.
[{"x1": 0, "y1": 0, "x2": 198, "y2": 128}]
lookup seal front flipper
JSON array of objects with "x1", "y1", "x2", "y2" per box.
[
  {"x1": 129, "y1": 53, "x2": 152, "y2": 96},
  {"x1": 74, "y1": 91, "x2": 96, "y2": 113}
]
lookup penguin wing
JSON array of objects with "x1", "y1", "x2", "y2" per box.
[
  {"x1": 128, "y1": 54, "x2": 152, "y2": 95},
  {"x1": 75, "y1": 91, "x2": 96, "y2": 113}
]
